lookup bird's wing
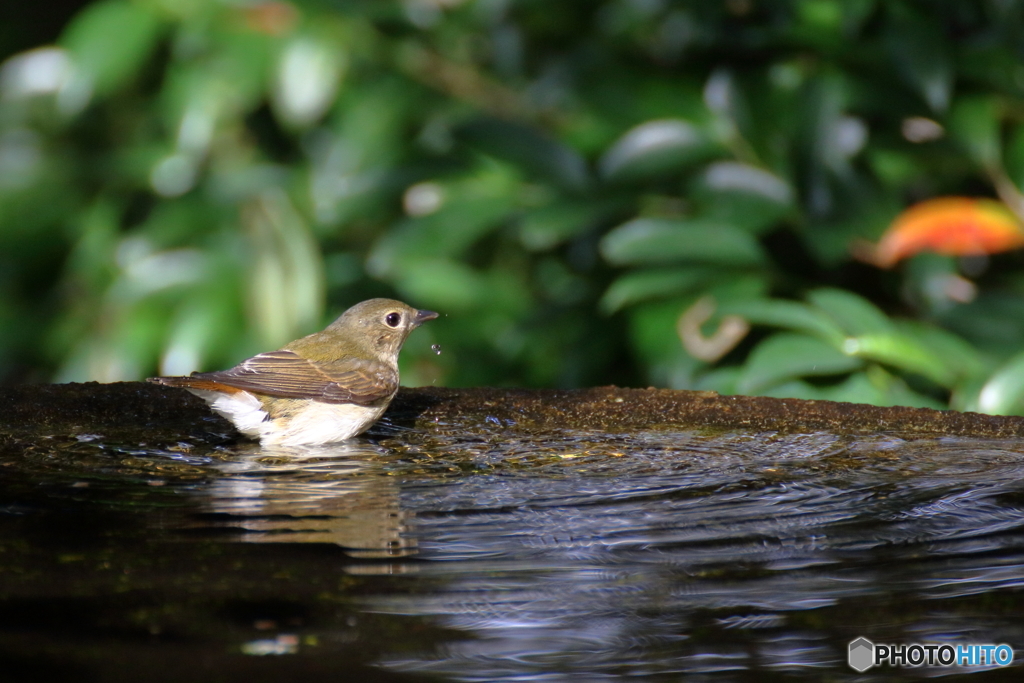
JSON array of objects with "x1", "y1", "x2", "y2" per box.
[{"x1": 155, "y1": 350, "x2": 398, "y2": 405}]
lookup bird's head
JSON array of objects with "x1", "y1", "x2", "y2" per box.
[{"x1": 322, "y1": 298, "x2": 438, "y2": 360}]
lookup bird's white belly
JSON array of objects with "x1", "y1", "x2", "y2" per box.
[
  {"x1": 188, "y1": 389, "x2": 385, "y2": 447},
  {"x1": 262, "y1": 400, "x2": 386, "y2": 447}
]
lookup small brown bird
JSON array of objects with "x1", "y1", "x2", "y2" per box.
[{"x1": 149, "y1": 298, "x2": 437, "y2": 447}]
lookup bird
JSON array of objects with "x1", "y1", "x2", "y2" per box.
[{"x1": 148, "y1": 298, "x2": 437, "y2": 447}]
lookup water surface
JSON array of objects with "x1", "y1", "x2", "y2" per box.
[{"x1": 2, "y1": 424, "x2": 1023, "y2": 681}]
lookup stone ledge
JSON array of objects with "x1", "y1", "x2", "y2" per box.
[{"x1": 2, "y1": 382, "x2": 1024, "y2": 440}]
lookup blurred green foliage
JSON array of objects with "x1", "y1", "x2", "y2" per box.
[{"x1": 6, "y1": 0, "x2": 1024, "y2": 413}]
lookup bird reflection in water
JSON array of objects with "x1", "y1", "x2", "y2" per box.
[{"x1": 198, "y1": 441, "x2": 417, "y2": 565}]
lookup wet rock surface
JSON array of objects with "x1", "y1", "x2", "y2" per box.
[
  {"x1": 387, "y1": 385, "x2": 1024, "y2": 437},
  {"x1": 4, "y1": 381, "x2": 1024, "y2": 441}
]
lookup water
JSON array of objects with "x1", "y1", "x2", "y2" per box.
[{"x1": 2, "y1": 425, "x2": 1024, "y2": 681}]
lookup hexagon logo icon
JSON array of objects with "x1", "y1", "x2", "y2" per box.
[{"x1": 848, "y1": 637, "x2": 875, "y2": 672}]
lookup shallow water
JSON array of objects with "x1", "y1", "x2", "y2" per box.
[{"x1": 2, "y1": 425, "x2": 1024, "y2": 681}]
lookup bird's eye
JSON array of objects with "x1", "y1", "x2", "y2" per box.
[{"x1": 385, "y1": 312, "x2": 402, "y2": 328}]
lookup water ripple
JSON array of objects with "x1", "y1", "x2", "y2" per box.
[{"x1": 7, "y1": 425, "x2": 1024, "y2": 680}]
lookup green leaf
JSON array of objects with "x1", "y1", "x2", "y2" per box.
[
  {"x1": 936, "y1": 292, "x2": 1024, "y2": 356},
  {"x1": 366, "y1": 168, "x2": 518, "y2": 277},
  {"x1": 519, "y1": 200, "x2": 617, "y2": 251},
  {"x1": 690, "y1": 161, "x2": 793, "y2": 233},
  {"x1": 695, "y1": 365, "x2": 742, "y2": 394},
  {"x1": 842, "y1": 332, "x2": 956, "y2": 387},
  {"x1": 394, "y1": 259, "x2": 486, "y2": 312},
  {"x1": 758, "y1": 379, "x2": 822, "y2": 401},
  {"x1": 720, "y1": 299, "x2": 846, "y2": 345},
  {"x1": 894, "y1": 320, "x2": 988, "y2": 381},
  {"x1": 868, "y1": 149, "x2": 921, "y2": 187},
  {"x1": 737, "y1": 332, "x2": 864, "y2": 395},
  {"x1": 600, "y1": 218, "x2": 766, "y2": 267},
  {"x1": 627, "y1": 298, "x2": 703, "y2": 387},
  {"x1": 598, "y1": 119, "x2": 719, "y2": 182},
  {"x1": 600, "y1": 266, "x2": 716, "y2": 314},
  {"x1": 61, "y1": 0, "x2": 164, "y2": 97},
  {"x1": 885, "y1": 6, "x2": 951, "y2": 113},
  {"x1": 807, "y1": 288, "x2": 894, "y2": 336},
  {"x1": 1005, "y1": 124, "x2": 1024, "y2": 191},
  {"x1": 272, "y1": 35, "x2": 347, "y2": 128},
  {"x1": 457, "y1": 119, "x2": 589, "y2": 191},
  {"x1": 762, "y1": 370, "x2": 944, "y2": 409},
  {"x1": 796, "y1": 0, "x2": 844, "y2": 35},
  {"x1": 246, "y1": 190, "x2": 324, "y2": 347},
  {"x1": 947, "y1": 95, "x2": 1001, "y2": 169},
  {"x1": 160, "y1": 295, "x2": 232, "y2": 375},
  {"x1": 977, "y1": 350, "x2": 1024, "y2": 415}
]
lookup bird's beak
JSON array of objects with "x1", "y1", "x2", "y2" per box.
[{"x1": 413, "y1": 309, "x2": 439, "y2": 327}]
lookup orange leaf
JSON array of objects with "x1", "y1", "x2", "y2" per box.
[{"x1": 869, "y1": 197, "x2": 1024, "y2": 268}]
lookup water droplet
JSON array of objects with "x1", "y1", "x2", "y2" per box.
[{"x1": 431, "y1": 344, "x2": 442, "y2": 355}]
